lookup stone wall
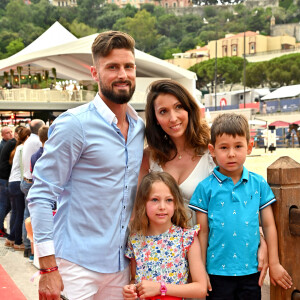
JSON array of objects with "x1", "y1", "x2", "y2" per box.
[{"x1": 271, "y1": 24, "x2": 300, "y2": 42}]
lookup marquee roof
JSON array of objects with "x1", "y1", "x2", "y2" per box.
[
  {"x1": 0, "y1": 22, "x2": 197, "y2": 92},
  {"x1": 261, "y1": 84, "x2": 300, "y2": 100}
]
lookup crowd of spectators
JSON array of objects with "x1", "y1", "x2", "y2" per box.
[{"x1": 0, "y1": 121, "x2": 48, "y2": 263}]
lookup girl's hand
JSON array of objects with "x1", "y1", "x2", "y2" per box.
[
  {"x1": 136, "y1": 280, "x2": 160, "y2": 299},
  {"x1": 269, "y1": 263, "x2": 292, "y2": 290},
  {"x1": 257, "y1": 235, "x2": 269, "y2": 287},
  {"x1": 123, "y1": 284, "x2": 137, "y2": 300},
  {"x1": 207, "y1": 273, "x2": 212, "y2": 296}
]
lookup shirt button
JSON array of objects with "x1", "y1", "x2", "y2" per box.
[
  {"x1": 121, "y1": 246, "x2": 123, "y2": 249},
  {"x1": 123, "y1": 206, "x2": 126, "y2": 209},
  {"x1": 122, "y1": 226, "x2": 124, "y2": 229},
  {"x1": 125, "y1": 186, "x2": 128, "y2": 189}
]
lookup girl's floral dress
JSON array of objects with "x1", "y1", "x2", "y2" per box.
[{"x1": 125, "y1": 224, "x2": 200, "y2": 284}]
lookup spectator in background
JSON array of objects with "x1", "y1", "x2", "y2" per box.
[
  {"x1": 5, "y1": 127, "x2": 31, "y2": 250},
  {"x1": 0, "y1": 126, "x2": 25, "y2": 237},
  {"x1": 3, "y1": 80, "x2": 12, "y2": 90},
  {"x1": 0, "y1": 126, "x2": 13, "y2": 155},
  {"x1": 30, "y1": 125, "x2": 49, "y2": 173},
  {"x1": 25, "y1": 125, "x2": 49, "y2": 263},
  {"x1": 20, "y1": 119, "x2": 45, "y2": 258}
]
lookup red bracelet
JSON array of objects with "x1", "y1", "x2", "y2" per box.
[{"x1": 39, "y1": 266, "x2": 58, "y2": 275}]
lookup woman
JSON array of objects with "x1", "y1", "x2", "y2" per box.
[
  {"x1": 5, "y1": 126, "x2": 31, "y2": 250},
  {"x1": 140, "y1": 80, "x2": 213, "y2": 224},
  {"x1": 139, "y1": 79, "x2": 269, "y2": 289}
]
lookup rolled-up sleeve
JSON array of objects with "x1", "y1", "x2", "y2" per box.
[{"x1": 28, "y1": 113, "x2": 84, "y2": 257}]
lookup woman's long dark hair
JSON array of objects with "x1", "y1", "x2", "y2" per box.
[{"x1": 145, "y1": 79, "x2": 210, "y2": 165}]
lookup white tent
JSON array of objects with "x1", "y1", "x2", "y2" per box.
[
  {"x1": 261, "y1": 84, "x2": 300, "y2": 101},
  {"x1": 0, "y1": 22, "x2": 197, "y2": 95}
]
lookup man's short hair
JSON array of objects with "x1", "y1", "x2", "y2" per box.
[
  {"x1": 210, "y1": 113, "x2": 250, "y2": 146},
  {"x1": 91, "y1": 31, "x2": 135, "y2": 65},
  {"x1": 38, "y1": 126, "x2": 49, "y2": 144}
]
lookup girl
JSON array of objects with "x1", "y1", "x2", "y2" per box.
[{"x1": 123, "y1": 172, "x2": 207, "y2": 300}]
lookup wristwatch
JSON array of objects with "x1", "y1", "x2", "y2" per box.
[{"x1": 160, "y1": 281, "x2": 167, "y2": 296}]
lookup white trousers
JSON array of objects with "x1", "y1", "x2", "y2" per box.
[{"x1": 57, "y1": 258, "x2": 130, "y2": 300}]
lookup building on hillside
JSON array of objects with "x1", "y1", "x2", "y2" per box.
[
  {"x1": 51, "y1": 0, "x2": 77, "y2": 6},
  {"x1": 157, "y1": 0, "x2": 192, "y2": 8},
  {"x1": 270, "y1": 16, "x2": 300, "y2": 42},
  {"x1": 167, "y1": 31, "x2": 296, "y2": 68},
  {"x1": 105, "y1": 0, "x2": 153, "y2": 8},
  {"x1": 105, "y1": 0, "x2": 191, "y2": 8},
  {"x1": 170, "y1": 46, "x2": 209, "y2": 68}
]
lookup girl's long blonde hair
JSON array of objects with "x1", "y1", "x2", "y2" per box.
[{"x1": 130, "y1": 172, "x2": 190, "y2": 236}]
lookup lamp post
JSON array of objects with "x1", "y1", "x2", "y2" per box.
[
  {"x1": 243, "y1": 29, "x2": 246, "y2": 108},
  {"x1": 214, "y1": 28, "x2": 218, "y2": 111}
]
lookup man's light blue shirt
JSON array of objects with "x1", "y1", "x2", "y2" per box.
[
  {"x1": 189, "y1": 166, "x2": 276, "y2": 276},
  {"x1": 28, "y1": 94, "x2": 145, "y2": 273}
]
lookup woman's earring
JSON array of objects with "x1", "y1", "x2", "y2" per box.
[{"x1": 164, "y1": 134, "x2": 168, "y2": 140}]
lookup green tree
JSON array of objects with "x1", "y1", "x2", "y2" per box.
[
  {"x1": 190, "y1": 56, "x2": 244, "y2": 90},
  {"x1": 95, "y1": 4, "x2": 124, "y2": 30},
  {"x1": 77, "y1": 0, "x2": 103, "y2": 28},
  {"x1": 6, "y1": 38, "x2": 24, "y2": 57},
  {"x1": 266, "y1": 53, "x2": 300, "y2": 86},
  {"x1": 69, "y1": 20, "x2": 97, "y2": 38},
  {"x1": 245, "y1": 61, "x2": 268, "y2": 88},
  {"x1": 113, "y1": 10, "x2": 159, "y2": 52},
  {"x1": 5, "y1": 0, "x2": 31, "y2": 32}
]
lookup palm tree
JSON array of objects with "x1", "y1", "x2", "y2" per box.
[
  {"x1": 37, "y1": 73, "x2": 42, "y2": 87},
  {"x1": 10, "y1": 69, "x2": 14, "y2": 86},
  {"x1": 17, "y1": 66, "x2": 23, "y2": 88},
  {"x1": 51, "y1": 68, "x2": 57, "y2": 85},
  {"x1": 3, "y1": 71, "x2": 9, "y2": 82},
  {"x1": 45, "y1": 70, "x2": 49, "y2": 87}
]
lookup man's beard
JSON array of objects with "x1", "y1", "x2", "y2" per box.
[{"x1": 99, "y1": 79, "x2": 135, "y2": 104}]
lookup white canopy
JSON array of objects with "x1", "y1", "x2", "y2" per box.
[
  {"x1": 0, "y1": 22, "x2": 197, "y2": 93},
  {"x1": 261, "y1": 84, "x2": 300, "y2": 101}
]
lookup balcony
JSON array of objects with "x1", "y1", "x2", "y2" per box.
[{"x1": 0, "y1": 88, "x2": 147, "y2": 112}]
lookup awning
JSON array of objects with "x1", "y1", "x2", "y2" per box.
[{"x1": 269, "y1": 120, "x2": 290, "y2": 127}]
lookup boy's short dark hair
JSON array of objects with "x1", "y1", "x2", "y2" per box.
[
  {"x1": 91, "y1": 31, "x2": 135, "y2": 65},
  {"x1": 210, "y1": 113, "x2": 250, "y2": 146},
  {"x1": 38, "y1": 126, "x2": 49, "y2": 144}
]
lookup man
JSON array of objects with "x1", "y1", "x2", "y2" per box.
[
  {"x1": 0, "y1": 126, "x2": 20, "y2": 237},
  {"x1": 20, "y1": 119, "x2": 45, "y2": 257},
  {"x1": 28, "y1": 31, "x2": 144, "y2": 299},
  {"x1": 0, "y1": 126, "x2": 13, "y2": 155}
]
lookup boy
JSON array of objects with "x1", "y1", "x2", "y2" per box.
[{"x1": 189, "y1": 113, "x2": 292, "y2": 299}]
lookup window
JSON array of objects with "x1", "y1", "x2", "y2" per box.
[
  {"x1": 231, "y1": 44, "x2": 237, "y2": 56},
  {"x1": 250, "y1": 42, "x2": 256, "y2": 54},
  {"x1": 173, "y1": 2, "x2": 177, "y2": 7}
]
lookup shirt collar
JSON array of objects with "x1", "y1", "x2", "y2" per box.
[
  {"x1": 212, "y1": 166, "x2": 249, "y2": 183},
  {"x1": 93, "y1": 93, "x2": 139, "y2": 125}
]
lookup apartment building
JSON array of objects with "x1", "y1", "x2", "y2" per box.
[
  {"x1": 168, "y1": 31, "x2": 296, "y2": 68},
  {"x1": 51, "y1": 0, "x2": 77, "y2": 7}
]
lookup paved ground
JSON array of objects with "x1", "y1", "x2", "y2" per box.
[{"x1": 0, "y1": 238, "x2": 39, "y2": 300}]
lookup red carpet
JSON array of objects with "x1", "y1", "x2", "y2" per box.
[{"x1": 0, "y1": 264, "x2": 27, "y2": 299}]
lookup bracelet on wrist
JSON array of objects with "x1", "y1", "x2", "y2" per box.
[{"x1": 39, "y1": 266, "x2": 58, "y2": 275}]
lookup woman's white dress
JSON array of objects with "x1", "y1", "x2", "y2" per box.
[{"x1": 149, "y1": 151, "x2": 215, "y2": 225}]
